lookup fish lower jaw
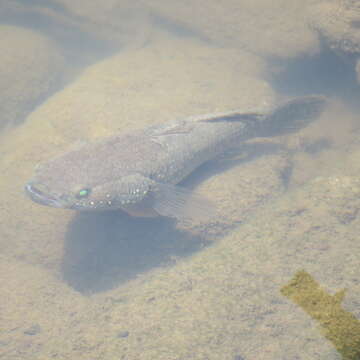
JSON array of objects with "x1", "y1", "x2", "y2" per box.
[{"x1": 25, "y1": 182, "x2": 67, "y2": 208}]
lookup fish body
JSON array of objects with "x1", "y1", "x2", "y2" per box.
[{"x1": 25, "y1": 95, "x2": 326, "y2": 220}]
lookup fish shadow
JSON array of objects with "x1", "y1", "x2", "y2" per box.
[{"x1": 61, "y1": 210, "x2": 205, "y2": 294}]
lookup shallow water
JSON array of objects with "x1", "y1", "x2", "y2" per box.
[{"x1": 0, "y1": 1, "x2": 360, "y2": 359}]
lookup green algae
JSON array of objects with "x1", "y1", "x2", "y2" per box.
[{"x1": 281, "y1": 270, "x2": 360, "y2": 359}]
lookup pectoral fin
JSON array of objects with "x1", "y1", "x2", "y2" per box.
[{"x1": 151, "y1": 182, "x2": 217, "y2": 221}]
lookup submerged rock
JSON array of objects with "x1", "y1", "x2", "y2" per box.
[{"x1": 0, "y1": 25, "x2": 65, "y2": 130}]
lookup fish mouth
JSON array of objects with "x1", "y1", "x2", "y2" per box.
[{"x1": 24, "y1": 182, "x2": 67, "y2": 208}]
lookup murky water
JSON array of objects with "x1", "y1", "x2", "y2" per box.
[{"x1": 0, "y1": 1, "x2": 360, "y2": 359}]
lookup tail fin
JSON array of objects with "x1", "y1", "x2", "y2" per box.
[{"x1": 258, "y1": 95, "x2": 327, "y2": 137}]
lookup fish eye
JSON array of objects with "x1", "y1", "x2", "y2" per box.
[{"x1": 76, "y1": 188, "x2": 91, "y2": 199}]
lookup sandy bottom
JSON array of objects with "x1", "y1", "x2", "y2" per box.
[{"x1": 0, "y1": 1, "x2": 360, "y2": 359}]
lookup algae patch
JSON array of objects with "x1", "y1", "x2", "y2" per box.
[{"x1": 281, "y1": 270, "x2": 360, "y2": 359}]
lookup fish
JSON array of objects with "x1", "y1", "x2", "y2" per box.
[{"x1": 25, "y1": 95, "x2": 326, "y2": 221}]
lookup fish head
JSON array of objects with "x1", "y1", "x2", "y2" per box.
[{"x1": 25, "y1": 147, "x2": 152, "y2": 212}]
